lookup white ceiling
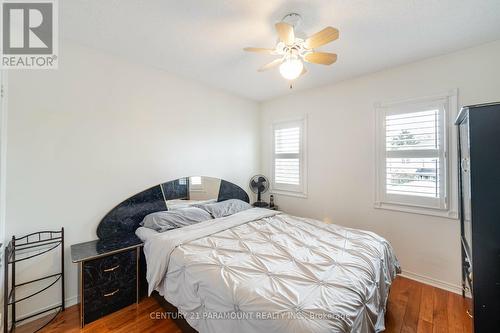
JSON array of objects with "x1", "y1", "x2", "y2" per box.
[{"x1": 61, "y1": 0, "x2": 500, "y2": 101}]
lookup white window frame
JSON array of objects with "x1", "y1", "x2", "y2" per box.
[
  {"x1": 270, "y1": 117, "x2": 307, "y2": 198},
  {"x1": 374, "y1": 89, "x2": 459, "y2": 218}
]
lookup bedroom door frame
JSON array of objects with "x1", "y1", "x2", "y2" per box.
[
  {"x1": 0, "y1": 70, "x2": 7, "y2": 332},
  {"x1": 0, "y1": 70, "x2": 6, "y2": 245}
]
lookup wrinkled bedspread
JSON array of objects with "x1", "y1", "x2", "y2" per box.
[{"x1": 141, "y1": 208, "x2": 400, "y2": 333}]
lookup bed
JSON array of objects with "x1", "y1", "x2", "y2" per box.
[
  {"x1": 96, "y1": 176, "x2": 400, "y2": 333},
  {"x1": 137, "y1": 208, "x2": 400, "y2": 333}
]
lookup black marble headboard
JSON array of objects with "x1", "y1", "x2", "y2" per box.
[{"x1": 96, "y1": 177, "x2": 249, "y2": 240}]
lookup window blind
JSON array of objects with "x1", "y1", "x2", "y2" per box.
[
  {"x1": 375, "y1": 91, "x2": 457, "y2": 217},
  {"x1": 385, "y1": 109, "x2": 441, "y2": 199},
  {"x1": 274, "y1": 126, "x2": 301, "y2": 186},
  {"x1": 190, "y1": 176, "x2": 202, "y2": 185}
]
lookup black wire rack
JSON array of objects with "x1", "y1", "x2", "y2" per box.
[{"x1": 3, "y1": 228, "x2": 65, "y2": 333}]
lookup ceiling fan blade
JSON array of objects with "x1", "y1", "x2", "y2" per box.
[
  {"x1": 258, "y1": 58, "x2": 283, "y2": 72},
  {"x1": 304, "y1": 27, "x2": 339, "y2": 49},
  {"x1": 304, "y1": 52, "x2": 337, "y2": 65},
  {"x1": 275, "y1": 22, "x2": 295, "y2": 45},
  {"x1": 243, "y1": 47, "x2": 276, "y2": 55}
]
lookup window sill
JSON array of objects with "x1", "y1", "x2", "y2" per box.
[
  {"x1": 271, "y1": 189, "x2": 308, "y2": 199},
  {"x1": 374, "y1": 201, "x2": 458, "y2": 219}
]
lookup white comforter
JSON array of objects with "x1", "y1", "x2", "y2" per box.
[{"x1": 140, "y1": 208, "x2": 400, "y2": 333}]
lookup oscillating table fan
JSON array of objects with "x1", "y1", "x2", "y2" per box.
[{"x1": 249, "y1": 175, "x2": 269, "y2": 207}]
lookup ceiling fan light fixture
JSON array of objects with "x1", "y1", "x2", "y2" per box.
[
  {"x1": 279, "y1": 56, "x2": 303, "y2": 80},
  {"x1": 244, "y1": 15, "x2": 339, "y2": 82}
]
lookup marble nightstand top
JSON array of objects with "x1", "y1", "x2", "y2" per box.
[{"x1": 71, "y1": 235, "x2": 143, "y2": 263}]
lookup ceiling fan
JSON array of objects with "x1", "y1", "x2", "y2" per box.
[{"x1": 244, "y1": 13, "x2": 339, "y2": 82}]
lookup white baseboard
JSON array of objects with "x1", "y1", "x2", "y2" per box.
[
  {"x1": 65, "y1": 294, "x2": 79, "y2": 308},
  {"x1": 401, "y1": 270, "x2": 470, "y2": 297},
  {"x1": 9, "y1": 294, "x2": 78, "y2": 327}
]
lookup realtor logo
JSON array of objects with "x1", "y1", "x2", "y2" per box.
[{"x1": 1, "y1": 0, "x2": 58, "y2": 69}]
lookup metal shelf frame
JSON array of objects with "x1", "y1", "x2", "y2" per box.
[{"x1": 3, "y1": 228, "x2": 65, "y2": 333}]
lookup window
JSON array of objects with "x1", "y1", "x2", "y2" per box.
[
  {"x1": 189, "y1": 176, "x2": 204, "y2": 191},
  {"x1": 271, "y1": 118, "x2": 307, "y2": 197},
  {"x1": 375, "y1": 90, "x2": 459, "y2": 218}
]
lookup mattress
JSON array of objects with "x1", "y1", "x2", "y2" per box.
[{"x1": 140, "y1": 208, "x2": 400, "y2": 333}]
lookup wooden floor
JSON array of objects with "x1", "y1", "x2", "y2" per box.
[
  {"x1": 16, "y1": 277, "x2": 471, "y2": 333},
  {"x1": 385, "y1": 277, "x2": 472, "y2": 333}
]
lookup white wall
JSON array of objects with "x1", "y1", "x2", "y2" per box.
[
  {"x1": 0, "y1": 70, "x2": 7, "y2": 331},
  {"x1": 5, "y1": 41, "x2": 260, "y2": 318},
  {"x1": 261, "y1": 40, "x2": 500, "y2": 292}
]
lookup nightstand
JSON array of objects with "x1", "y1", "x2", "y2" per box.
[
  {"x1": 71, "y1": 236, "x2": 143, "y2": 327},
  {"x1": 252, "y1": 202, "x2": 279, "y2": 210}
]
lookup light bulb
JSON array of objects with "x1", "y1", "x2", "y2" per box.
[{"x1": 279, "y1": 56, "x2": 303, "y2": 80}]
